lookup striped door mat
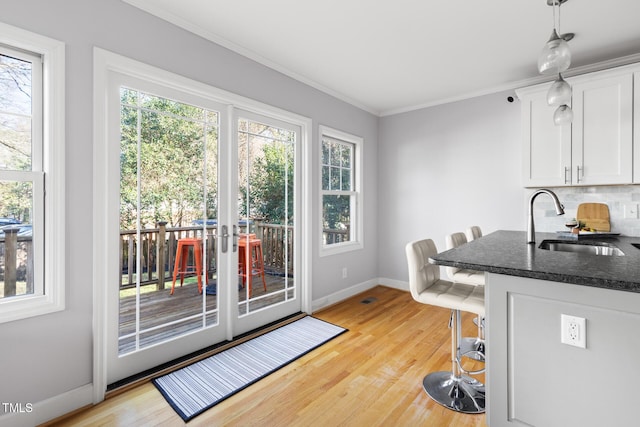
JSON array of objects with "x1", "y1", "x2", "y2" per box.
[{"x1": 153, "y1": 316, "x2": 347, "y2": 421}]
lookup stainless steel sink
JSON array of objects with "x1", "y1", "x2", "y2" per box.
[{"x1": 539, "y1": 240, "x2": 625, "y2": 256}]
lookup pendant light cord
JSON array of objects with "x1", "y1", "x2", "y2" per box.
[{"x1": 557, "y1": 1, "x2": 562, "y2": 35}]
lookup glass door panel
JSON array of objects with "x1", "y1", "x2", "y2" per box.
[
  {"x1": 106, "y1": 71, "x2": 303, "y2": 384},
  {"x1": 118, "y1": 88, "x2": 220, "y2": 355},
  {"x1": 235, "y1": 114, "x2": 298, "y2": 330}
]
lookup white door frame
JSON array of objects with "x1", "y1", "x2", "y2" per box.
[{"x1": 92, "y1": 47, "x2": 312, "y2": 403}]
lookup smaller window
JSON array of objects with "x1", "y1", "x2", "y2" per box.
[
  {"x1": 0, "y1": 23, "x2": 65, "y2": 323},
  {"x1": 319, "y1": 126, "x2": 362, "y2": 256}
]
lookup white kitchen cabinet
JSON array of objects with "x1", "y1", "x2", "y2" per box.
[
  {"x1": 519, "y1": 86, "x2": 571, "y2": 187},
  {"x1": 518, "y1": 66, "x2": 634, "y2": 187},
  {"x1": 635, "y1": 71, "x2": 640, "y2": 183},
  {"x1": 571, "y1": 71, "x2": 633, "y2": 185}
]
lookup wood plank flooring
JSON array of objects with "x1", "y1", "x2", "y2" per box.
[{"x1": 50, "y1": 286, "x2": 487, "y2": 427}]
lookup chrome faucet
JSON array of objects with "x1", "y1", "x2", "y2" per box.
[{"x1": 527, "y1": 189, "x2": 565, "y2": 244}]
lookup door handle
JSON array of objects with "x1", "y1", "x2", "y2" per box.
[
  {"x1": 233, "y1": 225, "x2": 238, "y2": 252},
  {"x1": 221, "y1": 225, "x2": 229, "y2": 253},
  {"x1": 564, "y1": 166, "x2": 570, "y2": 184}
]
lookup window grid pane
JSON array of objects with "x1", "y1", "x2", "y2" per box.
[
  {"x1": 321, "y1": 133, "x2": 357, "y2": 248},
  {"x1": 0, "y1": 47, "x2": 38, "y2": 302},
  {"x1": 0, "y1": 53, "x2": 33, "y2": 171},
  {"x1": 322, "y1": 194, "x2": 351, "y2": 245},
  {"x1": 0, "y1": 180, "x2": 34, "y2": 299},
  {"x1": 321, "y1": 138, "x2": 353, "y2": 191},
  {"x1": 118, "y1": 86, "x2": 221, "y2": 354}
]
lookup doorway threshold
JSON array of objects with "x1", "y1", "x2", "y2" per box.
[{"x1": 106, "y1": 311, "x2": 305, "y2": 398}]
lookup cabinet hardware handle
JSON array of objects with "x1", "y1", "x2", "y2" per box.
[
  {"x1": 577, "y1": 165, "x2": 583, "y2": 183},
  {"x1": 564, "y1": 167, "x2": 570, "y2": 184}
]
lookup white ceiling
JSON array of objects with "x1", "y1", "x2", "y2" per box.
[{"x1": 124, "y1": 0, "x2": 640, "y2": 116}]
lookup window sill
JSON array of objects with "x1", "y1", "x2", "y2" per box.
[
  {"x1": 0, "y1": 293, "x2": 65, "y2": 324},
  {"x1": 319, "y1": 240, "x2": 363, "y2": 257}
]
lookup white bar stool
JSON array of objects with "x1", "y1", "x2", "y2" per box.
[
  {"x1": 446, "y1": 231, "x2": 486, "y2": 361},
  {"x1": 465, "y1": 225, "x2": 483, "y2": 242},
  {"x1": 406, "y1": 238, "x2": 485, "y2": 414}
]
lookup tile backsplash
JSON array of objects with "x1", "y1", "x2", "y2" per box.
[{"x1": 528, "y1": 185, "x2": 640, "y2": 237}]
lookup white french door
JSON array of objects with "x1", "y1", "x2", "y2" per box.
[
  {"x1": 102, "y1": 70, "x2": 303, "y2": 385},
  {"x1": 231, "y1": 110, "x2": 301, "y2": 336}
]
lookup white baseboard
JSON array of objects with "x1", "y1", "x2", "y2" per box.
[
  {"x1": 377, "y1": 277, "x2": 410, "y2": 292},
  {"x1": 311, "y1": 279, "x2": 379, "y2": 312},
  {"x1": 0, "y1": 383, "x2": 93, "y2": 427},
  {"x1": 311, "y1": 278, "x2": 410, "y2": 313}
]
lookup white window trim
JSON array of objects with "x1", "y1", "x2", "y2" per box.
[
  {"x1": 319, "y1": 125, "x2": 363, "y2": 257},
  {"x1": 0, "y1": 23, "x2": 66, "y2": 323}
]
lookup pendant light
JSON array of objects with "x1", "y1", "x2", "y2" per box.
[
  {"x1": 538, "y1": 0, "x2": 574, "y2": 126},
  {"x1": 538, "y1": 0, "x2": 572, "y2": 75},
  {"x1": 538, "y1": 29, "x2": 571, "y2": 75},
  {"x1": 553, "y1": 104, "x2": 573, "y2": 125},
  {"x1": 547, "y1": 74, "x2": 571, "y2": 106}
]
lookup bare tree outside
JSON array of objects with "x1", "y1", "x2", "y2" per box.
[{"x1": 0, "y1": 51, "x2": 36, "y2": 298}]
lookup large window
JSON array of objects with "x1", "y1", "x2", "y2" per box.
[
  {"x1": 320, "y1": 126, "x2": 362, "y2": 255},
  {"x1": 0, "y1": 24, "x2": 65, "y2": 323}
]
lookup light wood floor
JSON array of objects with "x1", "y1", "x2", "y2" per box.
[{"x1": 50, "y1": 286, "x2": 487, "y2": 427}]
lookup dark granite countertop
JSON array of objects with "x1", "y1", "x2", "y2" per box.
[{"x1": 429, "y1": 230, "x2": 640, "y2": 293}]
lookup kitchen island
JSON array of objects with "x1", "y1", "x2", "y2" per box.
[{"x1": 430, "y1": 230, "x2": 640, "y2": 427}]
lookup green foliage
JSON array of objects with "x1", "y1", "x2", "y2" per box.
[
  {"x1": 0, "y1": 181, "x2": 32, "y2": 222},
  {"x1": 119, "y1": 90, "x2": 294, "y2": 231},
  {"x1": 322, "y1": 195, "x2": 350, "y2": 230},
  {"x1": 321, "y1": 139, "x2": 352, "y2": 231},
  {"x1": 240, "y1": 142, "x2": 294, "y2": 225},
  {"x1": 119, "y1": 90, "x2": 218, "y2": 230}
]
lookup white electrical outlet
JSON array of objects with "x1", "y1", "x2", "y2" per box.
[
  {"x1": 561, "y1": 314, "x2": 586, "y2": 348},
  {"x1": 342, "y1": 267, "x2": 348, "y2": 279}
]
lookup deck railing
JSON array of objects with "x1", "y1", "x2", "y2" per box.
[
  {"x1": 0, "y1": 223, "x2": 349, "y2": 296},
  {"x1": 323, "y1": 226, "x2": 350, "y2": 244},
  {"x1": 119, "y1": 222, "x2": 301, "y2": 291},
  {"x1": 0, "y1": 228, "x2": 33, "y2": 297}
]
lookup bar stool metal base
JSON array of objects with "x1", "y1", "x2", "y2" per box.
[
  {"x1": 460, "y1": 337, "x2": 486, "y2": 362},
  {"x1": 422, "y1": 372, "x2": 486, "y2": 414},
  {"x1": 464, "y1": 314, "x2": 486, "y2": 361}
]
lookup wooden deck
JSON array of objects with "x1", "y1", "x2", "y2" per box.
[{"x1": 118, "y1": 272, "x2": 293, "y2": 354}]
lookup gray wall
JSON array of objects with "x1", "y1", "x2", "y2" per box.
[
  {"x1": 377, "y1": 92, "x2": 640, "y2": 284},
  {"x1": 0, "y1": 0, "x2": 378, "y2": 414},
  {"x1": 377, "y1": 91, "x2": 525, "y2": 282}
]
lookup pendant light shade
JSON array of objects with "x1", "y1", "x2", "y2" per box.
[
  {"x1": 538, "y1": 29, "x2": 571, "y2": 74},
  {"x1": 547, "y1": 74, "x2": 571, "y2": 106},
  {"x1": 538, "y1": 0, "x2": 573, "y2": 125},
  {"x1": 553, "y1": 104, "x2": 573, "y2": 126}
]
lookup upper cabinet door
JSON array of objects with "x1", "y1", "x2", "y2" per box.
[
  {"x1": 634, "y1": 72, "x2": 640, "y2": 184},
  {"x1": 520, "y1": 88, "x2": 572, "y2": 187},
  {"x1": 571, "y1": 72, "x2": 633, "y2": 185}
]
